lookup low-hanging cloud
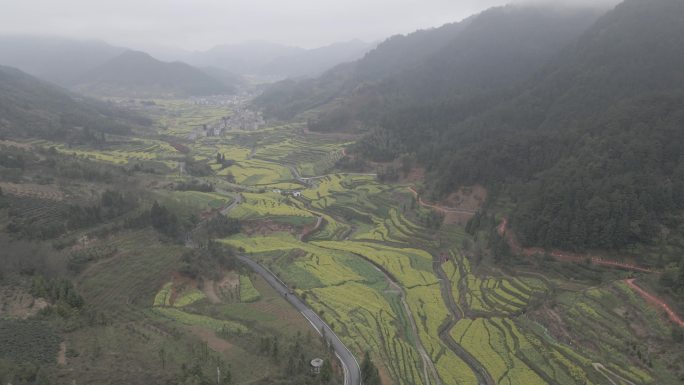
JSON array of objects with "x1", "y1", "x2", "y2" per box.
[{"x1": 0, "y1": 0, "x2": 621, "y2": 50}]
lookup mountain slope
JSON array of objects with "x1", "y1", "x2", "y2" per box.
[
  {"x1": 72, "y1": 50, "x2": 233, "y2": 97},
  {"x1": 0, "y1": 65, "x2": 146, "y2": 142},
  {"x1": 414, "y1": 0, "x2": 684, "y2": 252},
  {"x1": 254, "y1": 4, "x2": 605, "y2": 127},
  {"x1": 0, "y1": 35, "x2": 124, "y2": 86},
  {"x1": 252, "y1": 20, "x2": 470, "y2": 120}
]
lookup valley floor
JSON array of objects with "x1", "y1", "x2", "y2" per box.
[{"x1": 1, "y1": 99, "x2": 683, "y2": 385}]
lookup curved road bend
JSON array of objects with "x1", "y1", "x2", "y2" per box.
[
  {"x1": 238, "y1": 256, "x2": 362, "y2": 385},
  {"x1": 215, "y1": 188, "x2": 242, "y2": 215}
]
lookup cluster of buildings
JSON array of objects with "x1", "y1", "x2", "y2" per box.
[
  {"x1": 272, "y1": 189, "x2": 302, "y2": 197},
  {"x1": 190, "y1": 94, "x2": 249, "y2": 106},
  {"x1": 225, "y1": 108, "x2": 266, "y2": 131},
  {"x1": 187, "y1": 108, "x2": 266, "y2": 140}
]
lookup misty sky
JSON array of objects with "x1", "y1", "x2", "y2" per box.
[{"x1": 0, "y1": 0, "x2": 620, "y2": 51}]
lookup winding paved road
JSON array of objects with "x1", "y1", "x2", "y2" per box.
[
  {"x1": 216, "y1": 188, "x2": 242, "y2": 215},
  {"x1": 238, "y1": 256, "x2": 362, "y2": 385}
]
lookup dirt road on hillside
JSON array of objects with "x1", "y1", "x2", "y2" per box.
[
  {"x1": 407, "y1": 187, "x2": 477, "y2": 215},
  {"x1": 624, "y1": 279, "x2": 684, "y2": 328}
]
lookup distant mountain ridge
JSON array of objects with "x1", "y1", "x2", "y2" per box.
[
  {"x1": 71, "y1": 50, "x2": 235, "y2": 97},
  {"x1": 181, "y1": 40, "x2": 375, "y2": 79},
  {"x1": 254, "y1": 4, "x2": 605, "y2": 127},
  {"x1": 0, "y1": 36, "x2": 375, "y2": 95},
  {"x1": 184, "y1": 41, "x2": 304, "y2": 77}
]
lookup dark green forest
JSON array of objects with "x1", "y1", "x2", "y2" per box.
[
  {"x1": 424, "y1": 0, "x2": 684, "y2": 251},
  {"x1": 265, "y1": 0, "x2": 684, "y2": 256},
  {"x1": 0, "y1": 65, "x2": 149, "y2": 142}
]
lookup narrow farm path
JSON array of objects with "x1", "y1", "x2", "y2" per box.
[
  {"x1": 592, "y1": 363, "x2": 637, "y2": 385},
  {"x1": 201, "y1": 279, "x2": 222, "y2": 304},
  {"x1": 498, "y1": 218, "x2": 656, "y2": 273},
  {"x1": 57, "y1": 342, "x2": 67, "y2": 366},
  {"x1": 388, "y1": 276, "x2": 442, "y2": 385},
  {"x1": 434, "y1": 259, "x2": 496, "y2": 385},
  {"x1": 499, "y1": 218, "x2": 684, "y2": 329},
  {"x1": 407, "y1": 187, "x2": 476, "y2": 214},
  {"x1": 352, "y1": 257, "x2": 441, "y2": 385}
]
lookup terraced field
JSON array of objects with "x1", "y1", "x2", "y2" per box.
[
  {"x1": 47, "y1": 100, "x2": 676, "y2": 385},
  {"x1": 229, "y1": 192, "x2": 314, "y2": 221},
  {"x1": 47, "y1": 139, "x2": 180, "y2": 168},
  {"x1": 205, "y1": 125, "x2": 673, "y2": 385}
]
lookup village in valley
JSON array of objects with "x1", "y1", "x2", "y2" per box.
[
  {"x1": 187, "y1": 95, "x2": 267, "y2": 139},
  {"x1": 188, "y1": 108, "x2": 266, "y2": 140}
]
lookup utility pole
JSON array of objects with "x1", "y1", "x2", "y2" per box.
[{"x1": 217, "y1": 366, "x2": 220, "y2": 384}]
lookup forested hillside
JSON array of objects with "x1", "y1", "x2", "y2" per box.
[
  {"x1": 420, "y1": 0, "x2": 684, "y2": 251},
  {"x1": 0, "y1": 65, "x2": 147, "y2": 142},
  {"x1": 258, "y1": 0, "x2": 684, "y2": 256},
  {"x1": 254, "y1": 4, "x2": 604, "y2": 129},
  {"x1": 358, "y1": 0, "x2": 684, "y2": 253}
]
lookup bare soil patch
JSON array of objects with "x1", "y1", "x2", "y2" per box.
[
  {"x1": 0, "y1": 287, "x2": 48, "y2": 319},
  {"x1": 57, "y1": 342, "x2": 67, "y2": 365},
  {"x1": 216, "y1": 271, "x2": 240, "y2": 301},
  {"x1": 443, "y1": 211, "x2": 475, "y2": 225},
  {"x1": 442, "y1": 184, "x2": 487, "y2": 212},
  {"x1": 189, "y1": 326, "x2": 234, "y2": 354},
  {"x1": 399, "y1": 167, "x2": 426, "y2": 184},
  {"x1": 202, "y1": 271, "x2": 241, "y2": 304},
  {"x1": 169, "y1": 273, "x2": 199, "y2": 304},
  {"x1": 0, "y1": 140, "x2": 34, "y2": 150},
  {"x1": 242, "y1": 219, "x2": 298, "y2": 237},
  {"x1": 378, "y1": 363, "x2": 394, "y2": 385},
  {"x1": 201, "y1": 280, "x2": 221, "y2": 304}
]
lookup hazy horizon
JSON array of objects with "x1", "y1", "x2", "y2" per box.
[{"x1": 0, "y1": 0, "x2": 620, "y2": 52}]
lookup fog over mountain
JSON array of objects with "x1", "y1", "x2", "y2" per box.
[
  {"x1": 0, "y1": 0, "x2": 619, "y2": 51},
  {"x1": 2, "y1": 1, "x2": 684, "y2": 385}
]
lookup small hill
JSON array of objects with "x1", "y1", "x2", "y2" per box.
[
  {"x1": 0, "y1": 35, "x2": 125, "y2": 86},
  {"x1": 0, "y1": 65, "x2": 146, "y2": 142},
  {"x1": 73, "y1": 50, "x2": 233, "y2": 97}
]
